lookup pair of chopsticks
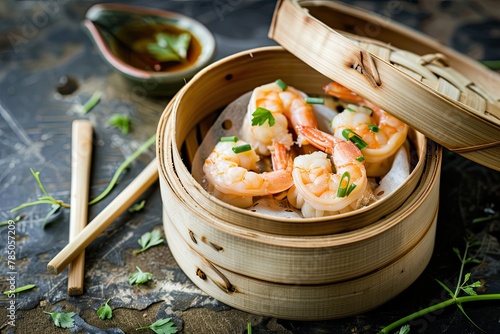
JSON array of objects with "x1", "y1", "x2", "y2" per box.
[{"x1": 55, "y1": 120, "x2": 158, "y2": 294}]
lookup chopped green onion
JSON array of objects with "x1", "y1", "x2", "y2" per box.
[
  {"x1": 342, "y1": 129, "x2": 368, "y2": 150},
  {"x1": 82, "y1": 91, "x2": 102, "y2": 114},
  {"x1": 356, "y1": 156, "x2": 365, "y2": 162},
  {"x1": 220, "y1": 136, "x2": 238, "y2": 142},
  {"x1": 305, "y1": 97, "x2": 324, "y2": 104},
  {"x1": 337, "y1": 171, "x2": 357, "y2": 198},
  {"x1": 362, "y1": 105, "x2": 374, "y2": 115},
  {"x1": 346, "y1": 183, "x2": 357, "y2": 196},
  {"x1": 232, "y1": 144, "x2": 252, "y2": 154},
  {"x1": 275, "y1": 79, "x2": 287, "y2": 91},
  {"x1": 368, "y1": 124, "x2": 380, "y2": 132},
  {"x1": 346, "y1": 107, "x2": 357, "y2": 113}
]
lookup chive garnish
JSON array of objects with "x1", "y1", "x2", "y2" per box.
[
  {"x1": 356, "y1": 156, "x2": 365, "y2": 162},
  {"x1": 346, "y1": 107, "x2": 357, "y2": 113},
  {"x1": 362, "y1": 105, "x2": 374, "y2": 115},
  {"x1": 276, "y1": 79, "x2": 287, "y2": 91},
  {"x1": 232, "y1": 144, "x2": 252, "y2": 154},
  {"x1": 220, "y1": 136, "x2": 238, "y2": 142},
  {"x1": 368, "y1": 124, "x2": 380, "y2": 133},
  {"x1": 83, "y1": 91, "x2": 102, "y2": 114},
  {"x1": 337, "y1": 171, "x2": 357, "y2": 198},
  {"x1": 305, "y1": 97, "x2": 324, "y2": 104},
  {"x1": 342, "y1": 129, "x2": 368, "y2": 150}
]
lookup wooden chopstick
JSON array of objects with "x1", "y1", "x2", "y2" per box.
[
  {"x1": 47, "y1": 158, "x2": 159, "y2": 275},
  {"x1": 67, "y1": 120, "x2": 93, "y2": 296}
]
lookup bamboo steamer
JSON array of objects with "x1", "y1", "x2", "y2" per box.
[
  {"x1": 151, "y1": 0, "x2": 500, "y2": 320},
  {"x1": 156, "y1": 46, "x2": 442, "y2": 319}
]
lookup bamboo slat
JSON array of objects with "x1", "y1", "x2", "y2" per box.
[{"x1": 269, "y1": 0, "x2": 500, "y2": 170}]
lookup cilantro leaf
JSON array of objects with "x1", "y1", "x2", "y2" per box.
[
  {"x1": 44, "y1": 311, "x2": 76, "y2": 329},
  {"x1": 97, "y1": 298, "x2": 112, "y2": 320},
  {"x1": 147, "y1": 32, "x2": 191, "y2": 63},
  {"x1": 136, "y1": 318, "x2": 178, "y2": 334},
  {"x1": 251, "y1": 107, "x2": 275, "y2": 127},
  {"x1": 134, "y1": 229, "x2": 164, "y2": 255},
  {"x1": 129, "y1": 266, "x2": 153, "y2": 285},
  {"x1": 108, "y1": 114, "x2": 131, "y2": 135}
]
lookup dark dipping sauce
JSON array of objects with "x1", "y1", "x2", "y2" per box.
[{"x1": 110, "y1": 21, "x2": 203, "y2": 73}]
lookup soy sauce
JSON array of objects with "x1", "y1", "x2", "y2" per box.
[{"x1": 109, "y1": 21, "x2": 203, "y2": 73}]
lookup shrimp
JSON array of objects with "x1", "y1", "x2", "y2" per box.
[
  {"x1": 287, "y1": 126, "x2": 367, "y2": 217},
  {"x1": 324, "y1": 82, "x2": 408, "y2": 176},
  {"x1": 203, "y1": 139, "x2": 293, "y2": 208},
  {"x1": 240, "y1": 80, "x2": 318, "y2": 156}
]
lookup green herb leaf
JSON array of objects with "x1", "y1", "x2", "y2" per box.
[
  {"x1": 97, "y1": 298, "x2": 113, "y2": 320},
  {"x1": 3, "y1": 284, "x2": 36, "y2": 295},
  {"x1": 44, "y1": 311, "x2": 76, "y2": 329},
  {"x1": 134, "y1": 229, "x2": 164, "y2": 255},
  {"x1": 232, "y1": 144, "x2": 252, "y2": 154},
  {"x1": 129, "y1": 200, "x2": 146, "y2": 213},
  {"x1": 129, "y1": 266, "x2": 153, "y2": 285},
  {"x1": 108, "y1": 114, "x2": 131, "y2": 135},
  {"x1": 147, "y1": 32, "x2": 191, "y2": 63},
  {"x1": 251, "y1": 107, "x2": 275, "y2": 127},
  {"x1": 136, "y1": 318, "x2": 178, "y2": 334}
]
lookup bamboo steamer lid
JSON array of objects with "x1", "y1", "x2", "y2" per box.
[{"x1": 269, "y1": 0, "x2": 500, "y2": 171}]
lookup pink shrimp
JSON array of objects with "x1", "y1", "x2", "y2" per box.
[
  {"x1": 203, "y1": 140, "x2": 293, "y2": 208},
  {"x1": 287, "y1": 126, "x2": 367, "y2": 217},
  {"x1": 240, "y1": 80, "x2": 319, "y2": 156},
  {"x1": 324, "y1": 82, "x2": 408, "y2": 176}
]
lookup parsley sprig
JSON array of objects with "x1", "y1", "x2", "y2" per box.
[
  {"x1": 136, "y1": 318, "x2": 178, "y2": 333},
  {"x1": 108, "y1": 114, "x2": 131, "y2": 135},
  {"x1": 251, "y1": 107, "x2": 275, "y2": 127},
  {"x1": 129, "y1": 266, "x2": 153, "y2": 285},
  {"x1": 97, "y1": 298, "x2": 113, "y2": 320},
  {"x1": 379, "y1": 236, "x2": 500, "y2": 333},
  {"x1": 147, "y1": 32, "x2": 191, "y2": 63},
  {"x1": 44, "y1": 311, "x2": 76, "y2": 329},
  {"x1": 134, "y1": 229, "x2": 164, "y2": 255}
]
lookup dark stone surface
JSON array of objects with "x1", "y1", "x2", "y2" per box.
[{"x1": 0, "y1": 1, "x2": 499, "y2": 333}]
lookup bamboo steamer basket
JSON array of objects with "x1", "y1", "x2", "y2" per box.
[
  {"x1": 150, "y1": 0, "x2": 500, "y2": 320},
  {"x1": 156, "y1": 46, "x2": 442, "y2": 319}
]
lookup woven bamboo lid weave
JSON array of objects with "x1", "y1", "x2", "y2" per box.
[{"x1": 269, "y1": 0, "x2": 500, "y2": 171}]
